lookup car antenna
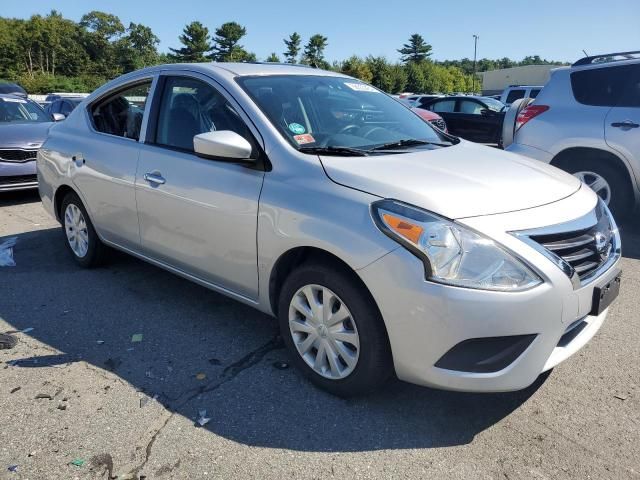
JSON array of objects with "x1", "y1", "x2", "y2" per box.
[{"x1": 582, "y1": 49, "x2": 589, "y2": 57}]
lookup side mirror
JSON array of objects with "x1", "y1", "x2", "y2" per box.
[
  {"x1": 193, "y1": 131, "x2": 253, "y2": 160},
  {"x1": 52, "y1": 113, "x2": 65, "y2": 122}
]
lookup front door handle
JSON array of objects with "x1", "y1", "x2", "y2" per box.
[
  {"x1": 611, "y1": 120, "x2": 640, "y2": 129},
  {"x1": 143, "y1": 172, "x2": 166, "y2": 185}
]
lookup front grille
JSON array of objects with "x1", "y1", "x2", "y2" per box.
[
  {"x1": 0, "y1": 174, "x2": 37, "y2": 186},
  {"x1": 528, "y1": 202, "x2": 617, "y2": 284},
  {"x1": 429, "y1": 118, "x2": 447, "y2": 131},
  {"x1": 0, "y1": 149, "x2": 38, "y2": 163}
]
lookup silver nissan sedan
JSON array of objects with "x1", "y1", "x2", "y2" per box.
[{"x1": 37, "y1": 63, "x2": 622, "y2": 396}]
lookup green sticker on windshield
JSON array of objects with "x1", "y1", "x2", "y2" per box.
[{"x1": 288, "y1": 122, "x2": 306, "y2": 134}]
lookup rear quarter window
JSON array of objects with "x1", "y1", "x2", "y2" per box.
[{"x1": 570, "y1": 65, "x2": 638, "y2": 107}]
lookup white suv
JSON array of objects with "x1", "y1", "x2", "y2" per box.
[{"x1": 505, "y1": 51, "x2": 640, "y2": 219}]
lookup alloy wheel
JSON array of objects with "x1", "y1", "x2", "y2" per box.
[
  {"x1": 288, "y1": 284, "x2": 360, "y2": 380},
  {"x1": 574, "y1": 171, "x2": 612, "y2": 205},
  {"x1": 64, "y1": 203, "x2": 89, "y2": 258}
]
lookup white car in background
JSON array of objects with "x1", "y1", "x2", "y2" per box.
[
  {"x1": 505, "y1": 51, "x2": 640, "y2": 219},
  {"x1": 500, "y1": 85, "x2": 543, "y2": 106}
]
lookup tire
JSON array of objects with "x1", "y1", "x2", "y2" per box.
[
  {"x1": 564, "y1": 159, "x2": 634, "y2": 220},
  {"x1": 60, "y1": 192, "x2": 107, "y2": 268},
  {"x1": 278, "y1": 261, "x2": 393, "y2": 397}
]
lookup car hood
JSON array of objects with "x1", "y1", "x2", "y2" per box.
[
  {"x1": 320, "y1": 140, "x2": 581, "y2": 219},
  {"x1": 0, "y1": 122, "x2": 53, "y2": 148}
]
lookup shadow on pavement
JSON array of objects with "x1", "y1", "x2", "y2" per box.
[
  {"x1": 0, "y1": 226, "x2": 549, "y2": 453},
  {"x1": 0, "y1": 189, "x2": 41, "y2": 206},
  {"x1": 619, "y1": 216, "x2": 640, "y2": 261}
]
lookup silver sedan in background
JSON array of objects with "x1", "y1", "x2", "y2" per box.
[
  {"x1": 38, "y1": 63, "x2": 621, "y2": 396},
  {"x1": 0, "y1": 94, "x2": 60, "y2": 191}
]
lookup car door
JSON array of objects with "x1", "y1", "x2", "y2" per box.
[
  {"x1": 605, "y1": 64, "x2": 640, "y2": 187},
  {"x1": 135, "y1": 73, "x2": 265, "y2": 299},
  {"x1": 456, "y1": 99, "x2": 503, "y2": 144},
  {"x1": 72, "y1": 78, "x2": 154, "y2": 249}
]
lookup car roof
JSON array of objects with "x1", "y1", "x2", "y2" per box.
[
  {"x1": 132, "y1": 62, "x2": 350, "y2": 79},
  {"x1": 0, "y1": 93, "x2": 31, "y2": 100}
]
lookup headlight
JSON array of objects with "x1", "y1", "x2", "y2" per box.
[{"x1": 371, "y1": 200, "x2": 542, "y2": 291}]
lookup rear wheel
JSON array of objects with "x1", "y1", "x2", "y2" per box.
[
  {"x1": 61, "y1": 192, "x2": 107, "y2": 268},
  {"x1": 278, "y1": 262, "x2": 392, "y2": 397},
  {"x1": 564, "y1": 159, "x2": 633, "y2": 220}
]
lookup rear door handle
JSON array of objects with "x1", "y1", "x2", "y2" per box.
[
  {"x1": 143, "y1": 172, "x2": 166, "y2": 185},
  {"x1": 611, "y1": 120, "x2": 640, "y2": 129}
]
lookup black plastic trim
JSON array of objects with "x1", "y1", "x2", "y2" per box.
[{"x1": 434, "y1": 334, "x2": 537, "y2": 373}]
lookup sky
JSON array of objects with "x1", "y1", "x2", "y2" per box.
[{"x1": 3, "y1": 0, "x2": 640, "y2": 64}]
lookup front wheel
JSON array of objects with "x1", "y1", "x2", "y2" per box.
[{"x1": 278, "y1": 262, "x2": 392, "y2": 397}]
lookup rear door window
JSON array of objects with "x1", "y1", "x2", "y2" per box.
[
  {"x1": 617, "y1": 65, "x2": 640, "y2": 107},
  {"x1": 90, "y1": 81, "x2": 151, "y2": 140}
]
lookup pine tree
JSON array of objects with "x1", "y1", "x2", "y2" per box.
[
  {"x1": 283, "y1": 32, "x2": 301, "y2": 63},
  {"x1": 398, "y1": 34, "x2": 432, "y2": 63},
  {"x1": 211, "y1": 21, "x2": 253, "y2": 62},
  {"x1": 169, "y1": 21, "x2": 211, "y2": 62},
  {"x1": 303, "y1": 34, "x2": 328, "y2": 68},
  {"x1": 265, "y1": 52, "x2": 280, "y2": 62}
]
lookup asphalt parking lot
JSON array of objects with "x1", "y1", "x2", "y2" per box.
[{"x1": 1, "y1": 190, "x2": 639, "y2": 480}]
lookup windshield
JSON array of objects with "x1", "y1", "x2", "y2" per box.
[
  {"x1": 0, "y1": 97, "x2": 50, "y2": 123},
  {"x1": 238, "y1": 75, "x2": 451, "y2": 153},
  {"x1": 482, "y1": 97, "x2": 506, "y2": 112}
]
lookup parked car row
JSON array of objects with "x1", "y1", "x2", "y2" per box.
[{"x1": 32, "y1": 60, "x2": 623, "y2": 397}]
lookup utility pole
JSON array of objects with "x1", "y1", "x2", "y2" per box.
[{"x1": 472, "y1": 34, "x2": 479, "y2": 93}]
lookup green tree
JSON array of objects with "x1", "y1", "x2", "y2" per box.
[
  {"x1": 79, "y1": 11, "x2": 125, "y2": 78},
  {"x1": 398, "y1": 34, "x2": 432, "y2": 63},
  {"x1": 117, "y1": 22, "x2": 159, "y2": 72},
  {"x1": 283, "y1": 32, "x2": 301, "y2": 63},
  {"x1": 265, "y1": 52, "x2": 280, "y2": 62},
  {"x1": 405, "y1": 62, "x2": 426, "y2": 92},
  {"x1": 341, "y1": 56, "x2": 373, "y2": 83},
  {"x1": 303, "y1": 34, "x2": 328, "y2": 68},
  {"x1": 169, "y1": 21, "x2": 212, "y2": 62},
  {"x1": 211, "y1": 21, "x2": 254, "y2": 62}
]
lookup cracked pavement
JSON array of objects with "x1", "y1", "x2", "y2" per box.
[{"x1": 1, "y1": 190, "x2": 639, "y2": 479}]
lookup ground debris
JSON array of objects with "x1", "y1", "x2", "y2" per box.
[
  {"x1": 272, "y1": 360, "x2": 290, "y2": 370},
  {"x1": 131, "y1": 334, "x2": 143, "y2": 343},
  {"x1": 35, "y1": 393, "x2": 53, "y2": 400},
  {"x1": 195, "y1": 409, "x2": 211, "y2": 427},
  {"x1": 90, "y1": 453, "x2": 115, "y2": 479},
  {"x1": 10, "y1": 386, "x2": 21, "y2": 394},
  {"x1": 0, "y1": 333, "x2": 17, "y2": 350}
]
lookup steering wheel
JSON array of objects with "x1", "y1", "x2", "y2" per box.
[
  {"x1": 361, "y1": 126, "x2": 387, "y2": 139},
  {"x1": 338, "y1": 124, "x2": 360, "y2": 135}
]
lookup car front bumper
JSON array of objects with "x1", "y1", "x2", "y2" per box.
[
  {"x1": 358, "y1": 187, "x2": 621, "y2": 392},
  {"x1": 0, "y1": 160, "x2": 38, "y2": 191}
]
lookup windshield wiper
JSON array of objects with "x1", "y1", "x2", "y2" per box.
[
  {"x1": 299, "y1": 146, "x2": 369, "y2": 156},
  {"x1": 368, "y1": 138, "x2": 451, "y2": 151}
]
